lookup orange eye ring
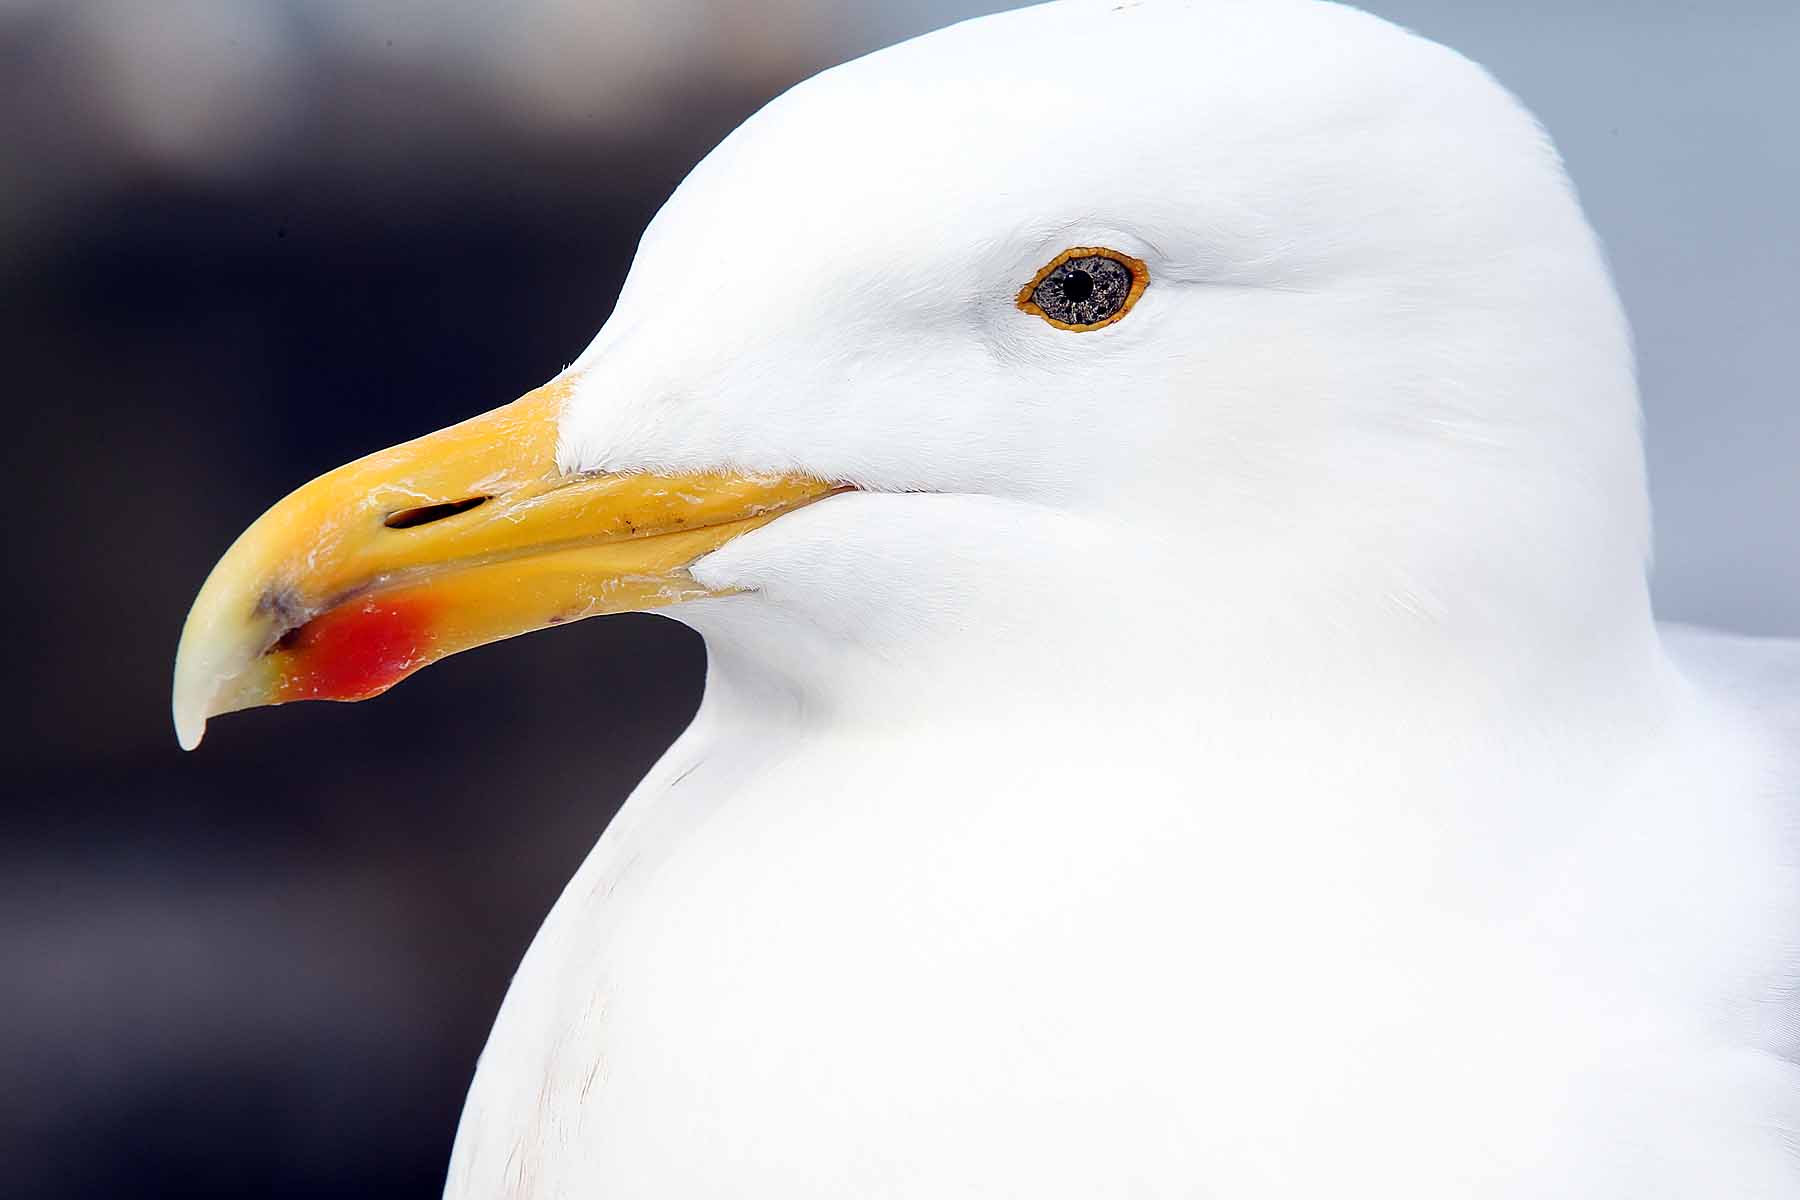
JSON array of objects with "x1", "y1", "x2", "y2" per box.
[{"x1": 1016, "y1": 246, "x2": 1149, "y2": 331}]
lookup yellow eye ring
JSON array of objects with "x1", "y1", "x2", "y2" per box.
[{"x1": 1016, "y1": 246, "x2": 1149, "y2": 331}]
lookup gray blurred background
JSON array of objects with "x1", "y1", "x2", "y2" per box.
[{"x1": 3, "y1": 1, "x2": 1793, "y2": 1197}]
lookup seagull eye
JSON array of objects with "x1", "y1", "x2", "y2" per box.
[{"x1": 1017, "y1": 247, "x2": 1148, "y2": 331}]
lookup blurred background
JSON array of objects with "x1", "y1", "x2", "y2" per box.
[{"x1": 4, "y1": 0, "x2": 1794, "y2": 1196}]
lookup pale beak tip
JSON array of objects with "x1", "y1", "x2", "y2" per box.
[
  {"x1": 172, "y1": 622, "x2": 237, "y2": 752},
  {"x1": 175, "y1": 708, "x2": 206, "y2": 752},
  {"x1": 172, "y1": 666, "x2": 212, "y2": 751},
  {"x1": 174, "y1": 564, "x2": 280, "y2": 752}
]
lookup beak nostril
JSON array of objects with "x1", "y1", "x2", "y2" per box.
[{"x1": 383, "y1": 496, "x2": 490, "y2": 530}]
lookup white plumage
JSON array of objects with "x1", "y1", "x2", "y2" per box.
[{"x1": 440, "y1": 2, "x2": 1800, "y2": 1195}]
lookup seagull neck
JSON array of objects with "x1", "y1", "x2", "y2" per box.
[{"x1": 680, "y1": 493, "x2": 1668, "y2": 743}]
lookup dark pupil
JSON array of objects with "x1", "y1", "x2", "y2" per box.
[{"x1": 1061, "y1": 269, "x2": 1094, "y2": 303}]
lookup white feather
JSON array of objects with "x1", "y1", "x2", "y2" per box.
[{"x1": 446, "y1": 1, "x2": 1800, "y2": 1194}]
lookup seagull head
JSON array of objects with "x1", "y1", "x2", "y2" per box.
[{"x1": 174, "y1": 0, "x2": 1653, "y2": 748}]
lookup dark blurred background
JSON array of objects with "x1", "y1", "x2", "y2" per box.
[{"x1": 4, "y1": 1, "x2": 1794, "y2": 1197}]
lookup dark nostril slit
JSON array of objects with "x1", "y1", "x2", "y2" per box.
[{"x1": 383, "y1": 496, "x2": 489, "y2": 529}]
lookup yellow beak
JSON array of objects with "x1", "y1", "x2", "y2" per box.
[{"x1": 172, "y1": 377, "x2": 835, "y2": 749}]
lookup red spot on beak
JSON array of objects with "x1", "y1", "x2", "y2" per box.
[{"x1": 273, "y1": 595, "x2": 436, "y2": 702}]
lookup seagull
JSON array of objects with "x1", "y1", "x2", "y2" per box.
[{"x1": 172, "y1": 0, "x2": 1800, "y2": 1194}]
